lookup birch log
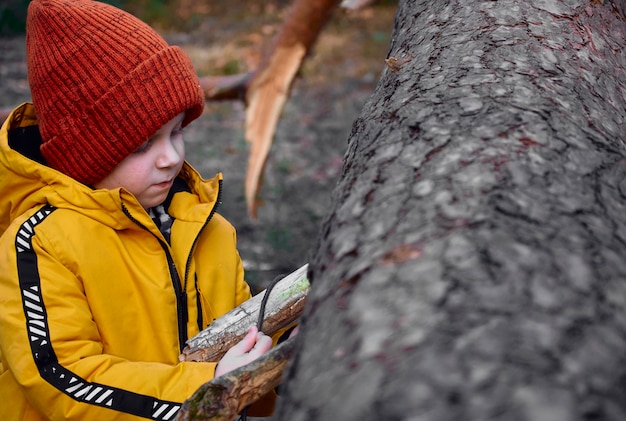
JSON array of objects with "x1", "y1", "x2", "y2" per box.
[{"x1": 180, "y1": 264, "x2": 309, "y2": 362}]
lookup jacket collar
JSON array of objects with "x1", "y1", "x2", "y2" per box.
[{"x1": 1, "y1": 103, "x2": 221, "y2": 236}]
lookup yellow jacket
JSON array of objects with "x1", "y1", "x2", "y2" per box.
[{"x1": 0, "y1": 104, "x2": 258, "y2": 420}]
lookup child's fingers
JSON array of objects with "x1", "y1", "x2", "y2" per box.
[
  {"x1": 229, "y1": 326, "x2": 258, "y2": 355},
  {"x1": 288, "y1": 325, "x2": 299, "y2": 339},
  {"x1": 215, "y1": 329, "x2": 272, "y2": 376},
  {"x1": 250, "y1": 333, "x2": 272, "y2": 356}
]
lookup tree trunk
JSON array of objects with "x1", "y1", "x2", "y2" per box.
[{"x1": 276, "y1": 0, "x2": 626, "y2": 420}]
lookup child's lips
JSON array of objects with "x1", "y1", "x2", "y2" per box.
[{"x1": 154, "y1": 179, "x2": 173, "y2": 189}]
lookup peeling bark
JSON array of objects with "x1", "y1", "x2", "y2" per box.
[
  {"x1": 277, "y1": 0, "x2": 626, "y2": 420},
  {"x1": 181, "y1": 264, "x2": 308, "y2": 362},
  {"x1": 177, "y1": 338, "x2": 296, "y2": 421}
]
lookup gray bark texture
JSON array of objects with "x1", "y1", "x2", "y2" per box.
[{"x1": 276, "y1": 0, "x2": 626, "y2": 420}]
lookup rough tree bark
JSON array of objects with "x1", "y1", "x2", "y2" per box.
[
  {"x1": 277, "y1": 0, "x2": 626, "y2": 420},
  {"x1": 177, "y1": 338, "x2": 296, "y2": 421}
]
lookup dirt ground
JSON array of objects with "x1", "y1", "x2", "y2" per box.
[{"x1": 0, "y1": 2, "x2": 396, "y2": 292}]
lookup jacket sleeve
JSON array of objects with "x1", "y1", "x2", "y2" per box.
[{"x1": 0, "y1": 221, "x2": 216, "y2": 421}]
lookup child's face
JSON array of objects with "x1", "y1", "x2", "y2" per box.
[{"x1": 94, "y1": 113, "x2": 186, "y2": 209}]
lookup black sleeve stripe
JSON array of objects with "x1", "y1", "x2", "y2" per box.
[{"x1": 14, "y1": 204, "x2": 182, "y2": 420}]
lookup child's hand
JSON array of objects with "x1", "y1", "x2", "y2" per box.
[{"x1": 214, "y1": 326, "x2": 272, "y2": 377}]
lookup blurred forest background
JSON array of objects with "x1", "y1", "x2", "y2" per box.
[{"x1": 0, "y1": 0, "x2": 396, "y2": 291}]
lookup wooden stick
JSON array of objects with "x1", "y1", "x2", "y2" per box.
[
  {"x1": 180, "y1": 264, "x2": 309, "y2": 362},
  {"x1": 177, "y1": 337, "x2": 296, "y2": 421}
]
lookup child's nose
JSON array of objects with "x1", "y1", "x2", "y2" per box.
[{"x1": 156, "y1": 137, "x2": 183, "y2": 168}]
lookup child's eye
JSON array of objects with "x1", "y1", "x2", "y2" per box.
[
  {"x1": 172, "y1": 127, "x2": 184, "y2": 138},
  {"x1": 133, "y1": 138, "x2": 153, "y2": 154}
]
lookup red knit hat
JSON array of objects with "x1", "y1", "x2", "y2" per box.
[{"x1": 26, "y1": 0, "x2": 205, "y2": 185}]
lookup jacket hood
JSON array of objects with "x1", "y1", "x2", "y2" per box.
[{"x1": 0, "y1": 103, "x2": 220, "y2": 236}]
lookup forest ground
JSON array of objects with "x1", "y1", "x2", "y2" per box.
[{"x1": 0, "y1": 1, "x2": 396, "y2": 292}]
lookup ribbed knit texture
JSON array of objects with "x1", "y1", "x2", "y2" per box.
[{"x1": 27, "y1": 0, "x2": 205, "y2": 185}]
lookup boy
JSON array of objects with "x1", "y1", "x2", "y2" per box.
[{"x1": 0, "y1": 0, "x2": 274, "y2": 419}]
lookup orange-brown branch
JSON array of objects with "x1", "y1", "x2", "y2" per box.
[{"x1": 243, "y1": 0, "x2": 341, "y2": 218}]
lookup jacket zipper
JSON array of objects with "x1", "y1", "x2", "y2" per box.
[
  {"x1": 122, "y1": 179, "x2": 222, "y2": 352},
  {"x1": 122, "y1": 203, "x2": 188, "y2": 352},
  {"x1": 184, "y1": 179, "x2": 222, "y2": 330}
]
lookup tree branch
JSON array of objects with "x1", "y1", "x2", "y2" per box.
[
  {"x1": 177, "y1": 337, "x2": 296, "y2": 421},
  {"x1": 241, "y1": 0, "x2": 341, "y2": 218},
  {"x1": 180, "y1": 264, "x2": 309, "y2": 362}
]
